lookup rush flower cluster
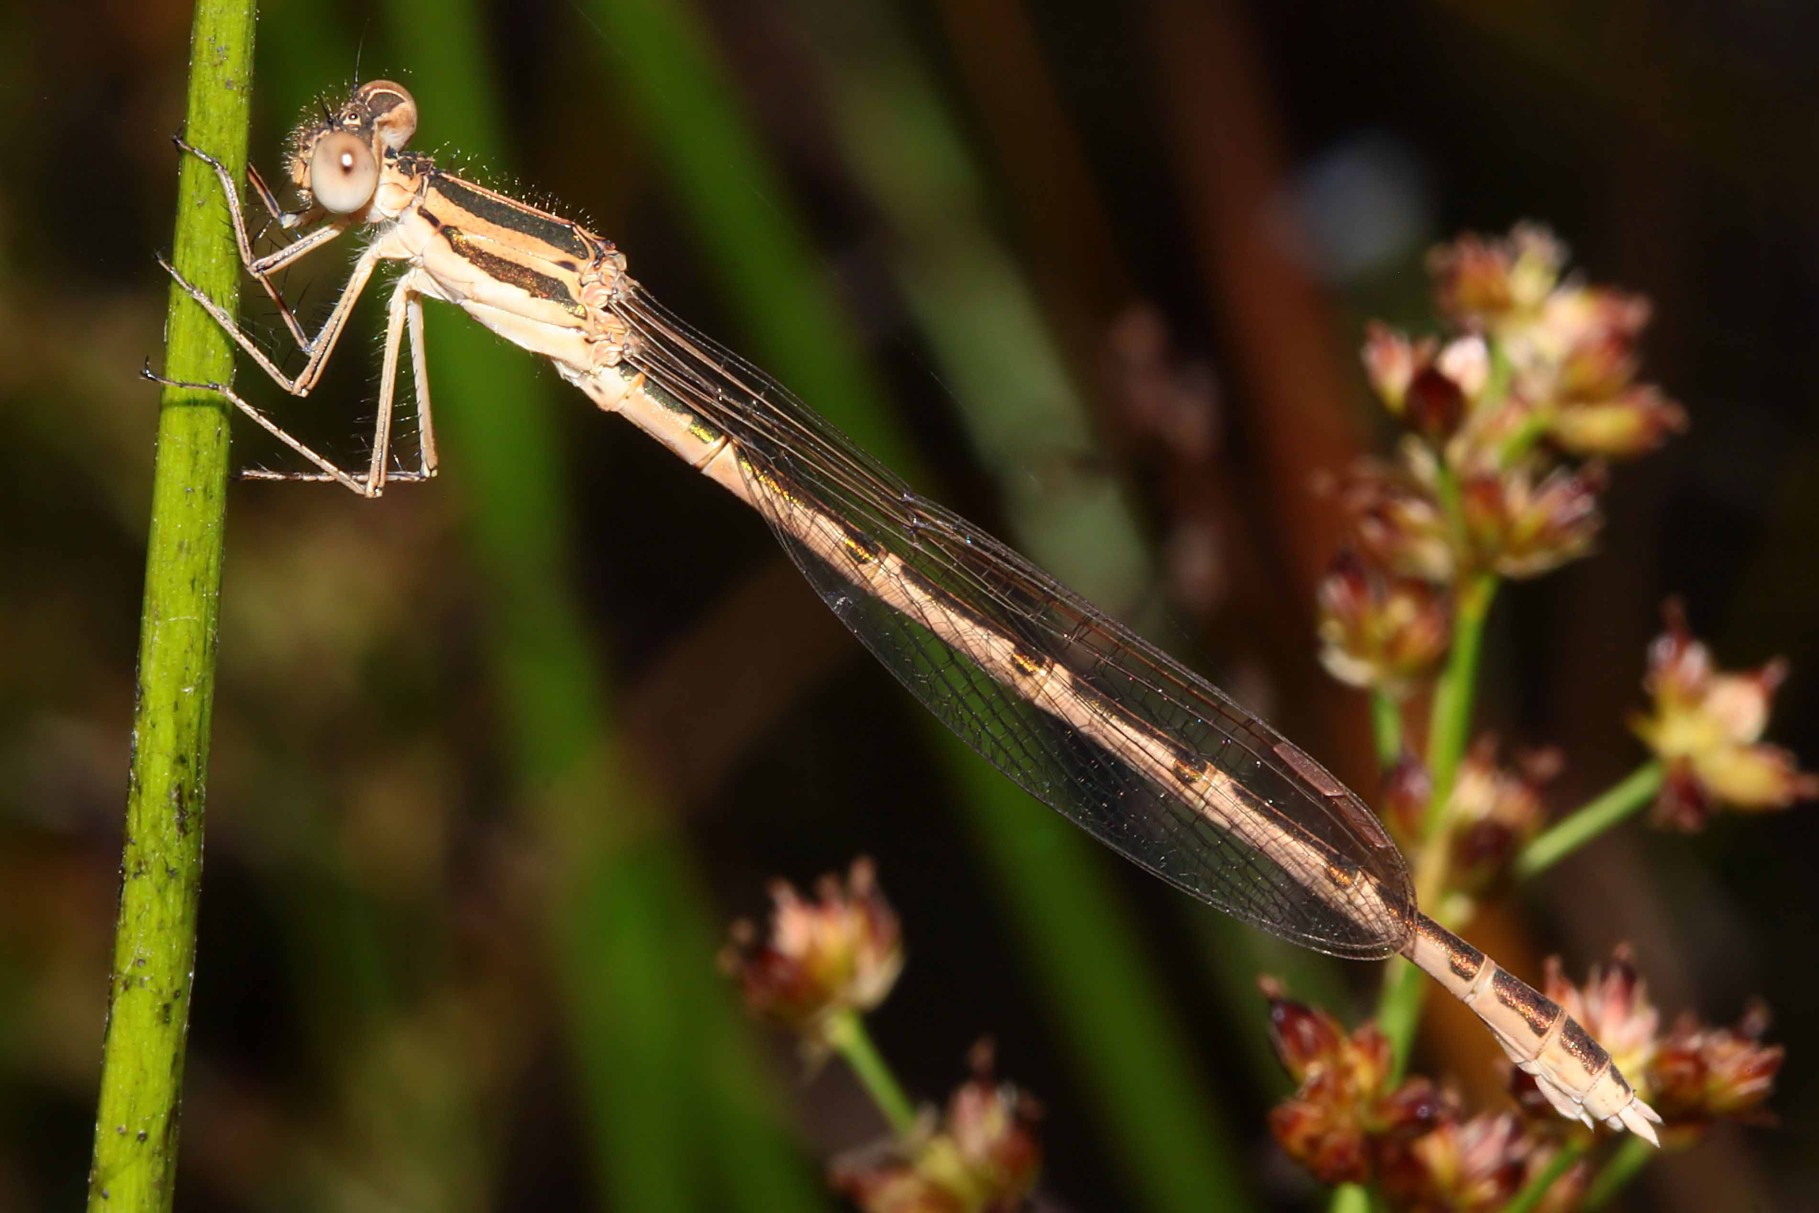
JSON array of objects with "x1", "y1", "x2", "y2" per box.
[
  {"x1": 1267, "y1": 958, "x2": 1782, "y2": 1208},
  {"x1": 724, "y1": 863, "x2": 1043, "y2": 1210},
  {"x1": 1261, "y1": 978, "x2": 1585, "y2": 1210},
  {"x1": 1317, "y1": 225, "x2": 1684, "y2": 693},
  {"x1": 1631, "y1": 601, "x2": 1818, "y2": 829},
  {"x1": 721, "y1": 857, "x2": 904, "y2": 1041},
  {"x1": 831, "y1": 1044, "x2": 1043, "y2": 1213},
  {"x1": 1295, "y1": 222, "x2": 1799, "y2": 1206},
  {"x1": 1382, "y1": 738, "x2": 1558, "y2": 889}
]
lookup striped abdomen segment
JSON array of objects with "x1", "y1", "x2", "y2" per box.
[{"x1": 1405, "y1": 915, "x2": 1661, "y2": 1143}]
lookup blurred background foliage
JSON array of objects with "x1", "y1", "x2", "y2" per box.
[{"x1": 3, "y1": 0, "x2": 1818, "y2": 1208}]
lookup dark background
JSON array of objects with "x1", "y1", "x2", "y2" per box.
[{"x1": 3, "y1": 1, "x2": 1816, "y2": 1209}]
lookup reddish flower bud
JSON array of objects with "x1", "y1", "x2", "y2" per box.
[
  {"x1": 1445, "y1": 738, "x2": 1559, "y2": 891},
  {"x1": 1631, "y1": 601, "x2": 1818, "y2": 829},
  {"x1": 830, "y1": 1044, "x2": 1042, "y2": 1213},
  {"x1": 1459, "y1": 462, "x2": 1605, "y2": 579},
  {"x1": 1361, "y1": 327, "x2": 1488, "y2": 443},
  {"x1": 1649, "y1": 1003, "x2": 1783, "y2": 1132},
  {"x1": 1335, "y1": 448, "x2": 1457, "y2": 583},
  {"x1": 1380, "y1": 1113, "x2": 1587, "y2": 1213},
  {"x1": 722, "y1": 858, "x2": 904, "y2": 1039},
  {"x1": 1403, "y1": 365, "x2": 1469, "y2": 443},
  {"x1": 1429, "y1": 225, "x2": 1567, "y2": 327},
  {"x1": 1315, "y1": 551, "x2": 1451, "y2": 695},
  {"x1": 1381, "y1": 750, "x2": 1434, "y2": 842},
  {"x1": 1361, "y1": 324, "x2": 1428, "y2": 412},
  {"x1": 1261, "y1": 979, "x2": 1450, "y2": 1188}
]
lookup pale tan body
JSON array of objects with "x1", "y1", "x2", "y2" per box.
[{"x1": 161, "y1": 81, "x2": 1660, "y2": 1144}]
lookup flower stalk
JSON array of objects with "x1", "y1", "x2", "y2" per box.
[
  {"x1": 1517, "y1": 762, "x2": 1665, "y2": 879},
  {"x1": 826, "y1": 1009, "x2": 919, "y2": 1138},
  {"x1": 1583, "y1": 1135, "x2": 1655, "y2": 1209},
  {"x1": 1422, "y1": 572, "x2": 1498, "y2": 834}
]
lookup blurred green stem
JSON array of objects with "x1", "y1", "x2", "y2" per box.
[
  {"x1": 826, "y1": 1011, "x2": 918, "y2": 1139},
  {"x1": 1505, "y1": 1140, "x2": 1588, "y2": 1213},
  {"x1": 1518, "y1": 762, "x2": 1664, "y2": 880},
  {"x1": 1423, "y1": 572, "x2": 1497, "y2": 836},
  {"x1": 1329, "y1": 1183, "x2": 1370, "y2": 1213},
  {"x1": 1370, "y1": 690, "x2": 1403, "y2": 770},
  {"x1": 88, "y1": 2, "x2": 256, "y2": 1209},
  {"x1": 1377, "y1": 573, "x2": 1497, "y2": 1079},
  {"x1": 1584, "y1": 1136, "x2": 1655, "y2": 1209},
  {"x1": 1376, "y1": 951, "x2": 1428, "y2": 1081}
]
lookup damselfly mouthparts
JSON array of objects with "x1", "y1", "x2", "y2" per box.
[{"x1": 154, "y1": 79, "x2": 1661, "y2": 1143}]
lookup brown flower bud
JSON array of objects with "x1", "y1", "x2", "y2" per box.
[
  {"x1": 722, "y1": 858, "x2": 904, "y2": 1038},
  {"x1": 1315, "y1": 550, "x2": 1451, "y2": 695},
  {"x1": 1260, "y1": 979, "x2": 1450, "y2": 1187},
  {"x1": 1335, "y1": 447, "x2": 1457, "y2": 583},
  {"x1": 830, "y1": 1044, "x2": 1041, "y2": 1213},
  {"x1": 1381, "y1": 751, "x2": 1435, "y2": 842},
  {"x1": 1445, "y1": 738, "x2": 1559, "y2": 891},
  {"x1": 1459, "y1": 462, "x2": 1605, "y2": 579},
  {"x1": 1649, "y1": 1003, "x2": 1783, "y2": 1132},
  {"x1": 1429, "y1": 225, "x2": 1567, "y2": 327},
  {"x1": 1631, "y1": 601, "x2": 1818, "y2": 829},
  {"x1": 1380, "y1": 1113, "x2": 1586, "y2": 1213}
]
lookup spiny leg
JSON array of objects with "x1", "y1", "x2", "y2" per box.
[
  {"x1": 157, "y1": 235, "x2": 404, "y2": 493},
  {"x1": 159, "y1": 242, "x2": 382, "y2": 398},
  {"x1": 141, "y1": 363, "x2": 376, "y2": 496},
  {"x1": 362, "y1": 272, "x2": 440, "y2": 489},
  {"x1": 220, "y1": 271, "x2": 437, "y2": 492},
  {"x1": 173, "y1": 136, "x2": 347, "y2": 350},
  {"x1": 404, "y1": 285, "x2": 438, "y2": 478}
]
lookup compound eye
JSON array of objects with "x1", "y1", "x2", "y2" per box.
[
  {"x1": 358, "y1": 80, "x2": 419, "y2": 150},
  {"x1": 309, "y1": 132, "x2": 379, "y2": 213}
]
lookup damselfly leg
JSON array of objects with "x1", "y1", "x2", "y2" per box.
[{"x1": 152, "y1": 139, "x2": 435, "y2": 495}]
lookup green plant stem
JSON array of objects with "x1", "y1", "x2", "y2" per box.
[
  {"x1": 1517, "y1": 762, "x2": 1665, "y2": 880},
  {"x1": 1370, "y1": 690, "x2": 1403, "y2": 770},
  {"x1": 1499, "y1": 409, "x2": 1554, "y2": 468},
  {"x1": 1584, "y1": 1136, "x2": 1655, "y2": 1209},
  {"x1": 87, "y1": 4, "x2": 256, "y2": 1209},
  {"x1": 1376, "y1": 951, "x2": 1429, "y2": 1081},
  {"x1": 1504, "y1": 1140, "x2": 1588, "y2": 1213},
  {"x1": 1423, "y1": 572, "x2": 1497, "y2": 835},
  {"x1": 826, "y1": 1011, "x2": 919, "y2": 1139},
  {"x1": 1329, "y1": 1183, "x2": 1371, "y2": 1213},
  {"x1": 1376, "y1": 574, "x2": 1496, "y2": 1080}
]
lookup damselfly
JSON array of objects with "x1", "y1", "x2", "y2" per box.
[{"x1": 154, "y1": 80, "x2": 1661, "y2": 1143}]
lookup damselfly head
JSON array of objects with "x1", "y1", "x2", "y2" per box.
[{"x1": 289, "y1": 80, "x2": 419, "y2": 216}]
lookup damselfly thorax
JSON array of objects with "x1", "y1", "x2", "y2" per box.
[{"x1": 155, "y1": 79, "x2": 1661, "y2": 1144}]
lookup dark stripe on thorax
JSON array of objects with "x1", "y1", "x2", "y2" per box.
[
  {"x1": 442, "y1": 227, "x2": 584, "y2": 313},
  {"x1": 427, "y1": 173, "x2": 598, "y2": 261}
]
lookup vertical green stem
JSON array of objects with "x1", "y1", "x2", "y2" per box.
[
  {"x1": 1377, "y1": 573, "x2": 1496, "y2": 1080},
  {"x1": 1504, "y1": 1141, "x2": 1589, "y2": 1213},
  {"x1": 1423, "y1": 572, "x2": 1497, "y2": 831},
  {"x1": 1584, "y1": 1136, "x2": 1655, "y2": 1209},
  {"x1": 1517, "y1": 762, "x2": 1665, "y2": 879},
  {"x1": 1375, "y1": 954, "x2": 1429, "y2": 1080},
  {"x1": 1329, "y1": 1183, "x2": 1371, "y2": 1213},
  {"x1": 826, "y1": 1011, "x2": 919, "y2": 1139},
  {"x1": 1370, "y1": 691, "x2": 1403, "y2": 771},
  {"x1": 88, "y1": 3, "x2": 256, "y2": 1208}
]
